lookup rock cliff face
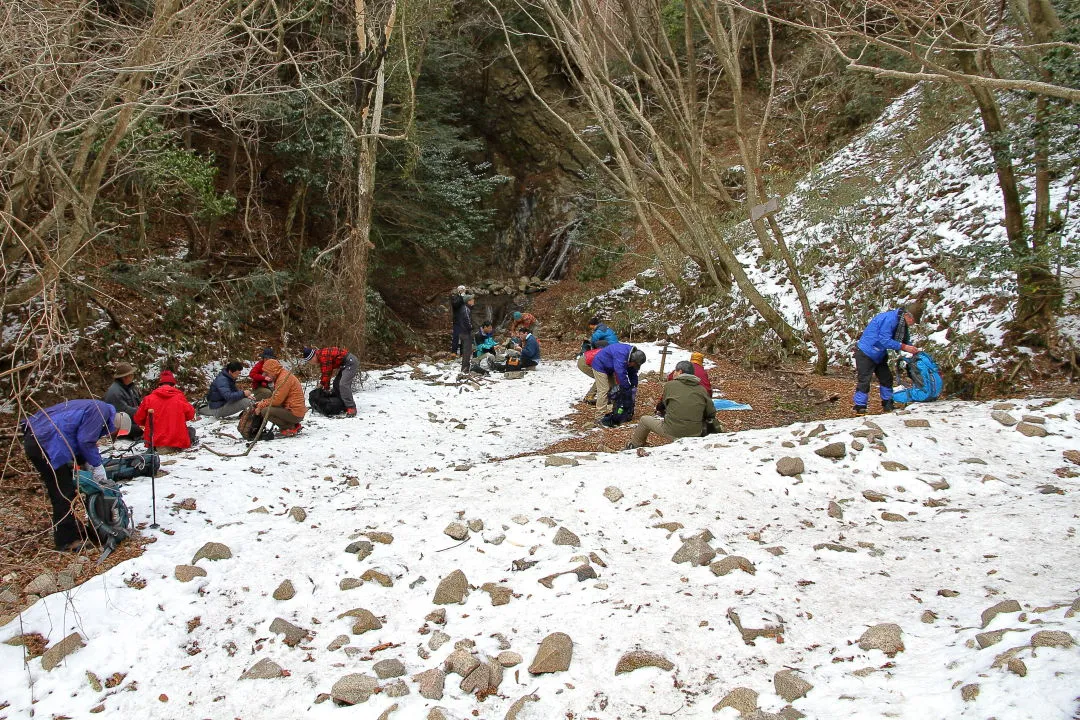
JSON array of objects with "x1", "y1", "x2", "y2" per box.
[{"x1": 478, "y1": 41, "x2": 595, "y2": 280}]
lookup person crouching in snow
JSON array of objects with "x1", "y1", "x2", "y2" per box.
[
  {"x1": 303, "y1": 346, "x2": 358, "y2": 416},
  {"x1": 134, "y1": 370, "x2": 196, "y2": 453},
  {"x1": 628, "y1": 361, "x2": 721, "y2": 449},
  {"x1": 852, "y1": 303, "x2": 923, "y2": 415},
  {"x1": 515, "y1": 327, "x2": 540, "y2": 369},
  {"x1": 248, "y1": 347, "x2": 276, "y2": 400},
  {"x1": 255, "y1": 359, "x2": 307, "y2": 436}
]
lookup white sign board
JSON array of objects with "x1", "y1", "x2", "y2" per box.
[{"x1": 750, "y1": 196, "x2": 779, "y2": 223}]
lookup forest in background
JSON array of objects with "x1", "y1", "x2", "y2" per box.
[{"x1": 1, "y1": 0, "x2": 1078, "y2": 407}]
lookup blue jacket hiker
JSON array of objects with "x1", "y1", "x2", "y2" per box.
[
  {"x1": 516, "y1": 329, "x2": 541, "y2": 369},
  {"x1": 592, "y1": 342, "x2": 646, "y2": 390},
  {"x1": 588, "y1": 317, "x2": 618, "y2": 349},
  {"x1": 853, "y1": 304, "x2": 923, "y2": 414},
  {"x1": 199, "y1": 361, "x2": 254, "y2": 418},
  {"x1": 21, "y1": 400, "x2": 132, "y2": 550}
]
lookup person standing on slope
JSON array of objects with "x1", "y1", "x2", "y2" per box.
[{"x1": 852, "y1": 304, "x2": 923, "y2": 415}]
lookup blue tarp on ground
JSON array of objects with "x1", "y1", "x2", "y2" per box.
[{"x1": 713, "y1": 399, "x2": 752, "y2": 411}]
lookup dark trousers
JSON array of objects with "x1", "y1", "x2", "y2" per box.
[
  {"x1": 520, "y1": 358, "x2": 538, "y2": 369},
  {"x1": 460, "y1": 332, "x2": 473, "y2": 373},
  {"x1": 451, "y1": 329, "x2": 461, "y2": 355},
  {"x1": 853, "y1": 348, "x2": 894, "y2": 407},
  {"x1": 23, "y1": 434, "x2": 90, "y2": 549}
]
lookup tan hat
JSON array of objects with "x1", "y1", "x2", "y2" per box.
[{"x1": 113, "y1": 362, "x2": 135, "y2": 379}]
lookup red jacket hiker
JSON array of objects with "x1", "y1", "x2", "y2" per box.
[
  {"x1": 249, "y1": 359, "x2": 273, "y2": 389},
  {"x1": 134, "y1": 383, "x2": 196, "y2": 449},
  {"x1": 667, "y1": 362, "x2": 712, "y2": 397},
  {"x1": 313, "y1": 347, "x2": 349, "y2": 390}
]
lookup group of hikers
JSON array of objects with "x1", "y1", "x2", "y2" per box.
[{"x1": 20, "y1": 291, "x2": 935, "y2": 554}]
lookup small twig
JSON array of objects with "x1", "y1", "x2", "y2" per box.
[
  {"x1": 435, "y1": 538, "x2": 469, "y2": 552},
  {"x1": 660, "y1": 700, "x2": 685, "y2": 716}
]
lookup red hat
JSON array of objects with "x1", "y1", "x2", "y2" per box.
[{"x1": 159, "y1": 370, "x2": 176, "y2": 385}]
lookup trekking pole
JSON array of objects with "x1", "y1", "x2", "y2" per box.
[{"x1": 147, "y1": 409, "x2": 158, "y2": 529}]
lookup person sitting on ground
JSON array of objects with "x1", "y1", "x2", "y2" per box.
[
  {"x1": 450, "y1": 285, "x2": 467, "y2": 355},
  {"x1": 304, "y1": 345, "x2": 358, "y2": 416},
  {"x1": 585, "y1": 317, "x2": 618, "y2": 351},
  {"x1": 665, "y1": 351, "x2": 712, "y2": 398},
  {"x1": 852, "y1": 303, "x2": 922, "y2": 415},
  {"x1": 474, "y1": 321, "x2": 497, "y2": 357},
  {"x1": 515, "y1": 327, "x2": 541, "y2": 369},
  {"x1": 510, "y1": 310, "x2": 537, "y2": 335},
  {"x1": 589, "y1": 342, "x2": 646, "y2": 417},
  {"x1": 248, "y1": 347, "x2": 276, "y2": 401},
  {"x1": 20, "y1": 400, "x2": 131, "y2": 551},
  {"x1": 103, "y1": 362, "x2": 144, "y2": 440},
  {"x1": 454, "y1": 296, "x2": 475, "y2": 374},
  {"x1": 199, "y1": 361, "x2": 254, "y2": 418},
  {"x1": 629, "y1": 361, "x2": 721, "y2": 449},
  {"x1": 134, "y1": 370, "x2": 196, "y2": 453},
  {"x1": 254, "y1": 359, "x2": 306, "y2": 436}
]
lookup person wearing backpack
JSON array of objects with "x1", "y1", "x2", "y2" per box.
[
  {"x1": 199, "y1": 361, "x2": 254, "y2": 418},
  {"x1": 134, "y1": 370, "x2": 197, "y2": 452},
  {"x1": 255, "y1": 359, "x2": 307, "y2": 436},
  {"x1": 20, "y1": 400, "x2": 132, "y2": 551},
  {"x1": 103, "y1": 362, "x2": 144, "y2": 440},
  {"x1": 303, "y1": 346, "x2": 358, "y2": 416},
  {"x1": 853, "y1": 304, "x2": 923, "y2": 415},
  {"x1": 248, "y1": 347, "x2": 276, "y2": 400}
]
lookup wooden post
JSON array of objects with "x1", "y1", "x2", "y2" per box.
[{"x1": 657, "y1": 340, "x2": 672, "y2": 380}]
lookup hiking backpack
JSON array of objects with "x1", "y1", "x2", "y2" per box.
[
  {"x1": 599, "y1": 386, "x2": 636, "y2": 427},
  {"x1": 76, "y1": 471, "x2": 132, "y2": 556},
  {"x1": 893, "y1": 351, "x2": 942, "y2": 404},
  {"x1": 237, "y1": 406, "x2": 274, "y2": 440},
  {"x1": 309, "y1": 387, "x2": 347, "y2": 416},
  {"x1": 103, "y1": 451, "x2": 160, "y2": 482}
]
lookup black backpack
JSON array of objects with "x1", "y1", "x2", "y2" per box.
[
  {"x1": 103, "y1": 451, "x2": 160, "y2": 482},
  {"x1": 309, "y1": 387, "x2": 346, "y2": 416}
]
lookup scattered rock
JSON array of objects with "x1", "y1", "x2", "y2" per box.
[
  {"x1": 981, "y1": 599, "x2": 1021, "y2": 628},
  {"x1": 364, "y1": 532, "x2": 394, "y2": 544},
  {"x1": 862, "y1": 490, "x2": 887, "y2": 502},
  {"x1": 925, "y1": 478, "x2": 950, "y2": 491},
  {"x1": 249, "y1": 506, "x2": 269, "y2": 514},
  {"x1": 991, "y1": 411, "x2": 1018, "y2": 426},
  {"x1": 1022, "y1": 414, "x2": 1045, "y2": 424},
  {"x1": 960, "y1": 683, "x2": 979, "y2": 702},
  {"x1": 672, "y1": 536, "x2": 716, "y2": 566},
  {"x1": 433, "y1": 570, "x2": 469, "y2": 605},
  {"x1": 976, "y1": 630, "x2": 1005, "y2": 649},
  {"x1": 1064, "y1": 450, "x2": 1080, "y2": 466},
  {"x1": 545, "y1": 455, "x2": 579, "y2": 467},
  {"x1": 1030, "y1": 630, "x2": 1074, "y2": 648},
  {"x1": 330, "y1": 673, "x2": 379, "y2": 705},
  {"x1": 429, "y1": 630, "x2": 450, "y2": 651},
  {"x1": 827, "y1": 501, "x2": 843, "y2": 519},
  {"x1": 348, "y1": 609, "x2": 382, "y2": 634},
  {"x1": 288, "y1": 507, "x2": 307, "y2": 522},
  {"x1": 776, "y1": 457, "x2": 804, "y2": 477},
  {"x1": 174, "y1": 565, "x2": 207, "y2": 583},
  {"x1": 481, "y1": 582, "x2": 514, "y2": 606},
  {"x1": 444, "y1": 522, "x2": 470, "y2": 541},
  {"x1": 374, "y1": 658, "x2": 406, "y2": 679},
  {"x1": 40, "y1": 632, "x2": 85, "y2": 671},
  {"x1": 426, "y1": 608, "x2": 447, "y2": 624},
  {"x1": 537, "y1": 517, "x2": 557, "y2": 528},
  {"x1": 857, "y1": 623, "x2": 904, "y2": 657},
  {"x1": 467, "y1": 519, "x2": 484, "y2": 532},
  {"x1": 815, "y1": 442, "x2": 846, "y2": 459},
  {"x1": 240, "y1": 657, "x2": 285, "y2": 679},
  {"x1": 881, "y1": 512, "x2": 907, "y2": 522},
  {"x1": 653, "y1": 521, "x2": 683, "y2": 534},
  {"x1": 383, "y1": 680, "x2": 409, "y2": 699},
  {"x1": 340, "y1": 578, "x2": 363, "y2": 591},
  {"x1": 921, "y1": 610, "x2": 937, "y2": 623},
  {"x1": 191, "y1": 542, "x2": 232, "y2": 564},
  {"x1": 552, "y1": 527, "x2": 581, "y2": 546},
  {"x1": 460, "y1": 660, "x2": 503, "y2": 696},
  {"x1": 413, "y1": 668, "x2": 445, "y2": 700},
  {"x1": 710, "y1": 556, "x2": 756, "y2": 576},
  {"x1": 272, "y1": 580, "x2": 295, "y2": 600},
  {"x1": 497, "y1": 651, "x2": 523, "y2": 667},
  {"x1": 346, "y1": 540, "x2": 374, "y2": 559},
  {"x1": 24, "y1": 572, "x2": 57, "y2": 596},
  {"x1": 712, "y1": 687, "x2": 758, "y2": 715},
  {"x1": 361, "y1": 569, "x2": 393, "y2": 587},
  {"x1": 773, "y1": 669, "x2": 813, "y2": 701},
  {"x1": 444, "y1": 649, "x2": 481, "y2": 677},
  {"x1": 327, "y1": 635, "x2": 349, "y2": 651},
  {"x1": 727, "y1": 608, "x2": 784, "y2": 645},
  {"x1": 814, "y1": 542, "x2": 856, "y2": 553},
  {"x1": 904, "y1": 419, "x2": 930, "y2": 428},
  {"x1": 269, "y1": 618, "x2": 309, "y2": 647},
  {"x1": 881, "y1": 461, "x2": 908, "y2": 472},
  {"x1": 614, "y1": 650, "x2": 674, "y2": 674},
  {"x1": 511, "y1": 515, "x2": 529, "y2": 525},
  {"x1": 603, "y1": 486, "x2": 624, "y2": 503},
  {"x1": 482, "y1": 531, "x2": 506, "y2": 545},
  {"x1": 1007, "y1": 658, "x2": 1027, "y2": 677},
  {"x1": 1015, "y1": 422, "x2": 1048, "y2": 437},
  {"x1": 529, "y1": 632, "x2": 573, "y2": 674},
  {"x1": 938, "y1": 589, "x2": 960, "y2": 598},
  {"x1": 175, "y1": 497, "x2": 197, "y2": 511}
]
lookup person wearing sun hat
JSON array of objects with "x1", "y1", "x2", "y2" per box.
[
  {"x1": 20, "y1": 400, "x2": 131, "y2": 551},
  {"x1": 103, "y1": 361, "x2": 144, "y2": 440},
  {"x1": 134, "y1": 370, "x2": 197, "y2": 452}
]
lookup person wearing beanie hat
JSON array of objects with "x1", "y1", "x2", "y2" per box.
[
  {"x1": 852, "y1": 305, "x2": 922, "y2": 415},
  {"x1": 20, "y1": 400, "x2": 131, "y2": 550},
  {"x1": 255, "y1": 358, "x2": 307, "y2": 435},
  {"x1": 102, "y1": 362, "x2": 144, "y2": 440},
  {"x1": 249, "y1": 348, "x2": 277, "y2": 401},
  {"x1": 510, "y1": 310, "x2": 537, "y2": 335},
  {"x1": 305, "y1": 346, "x2": 359, "y2": 416},
  {"x1": 667, "y1": 351, "x2": 712, "y2": 397},
  {"x1": 134, "y1": 370, "x2": 196, "y2": 452}
]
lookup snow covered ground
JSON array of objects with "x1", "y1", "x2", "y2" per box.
[{"x1": 2, "y1": 352, "x2": 1079, "y2": 719}]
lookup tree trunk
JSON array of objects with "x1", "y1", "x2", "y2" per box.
[{"x1": 768, "y1": 215, "x2": 827, "y2": 372}]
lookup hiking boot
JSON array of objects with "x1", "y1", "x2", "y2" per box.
[
  {"x1": 279, "y1": 423, "x2": 302, "y2": 437},
  {"x1": 582, "y1": 392, "x2": 596, "y2": 403},
  {"x1": 853, "y1": 405, "x2": 867, "y2": 415},
  {"x1": 345, "y1": 408, "x2": 356, "y2": 417},
  {"x1": 882, "y1": 400, "x2": 895, "y2": 412}
]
